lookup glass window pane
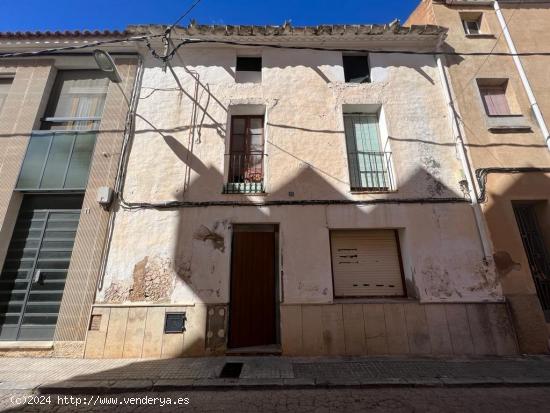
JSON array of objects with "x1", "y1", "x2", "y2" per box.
[
  {"x1": 64, "y1": 132, "x2": 96, "y2": 188},
  {"x1": 16, "y1": 135, "x2": 52, "y2": 189},
  {"x1": 249, "y1": 117, "x2": 263, "y2": 134},
  {"x1": 41, "y1": 70, "x2": 109, "y2": 131},
  {"x1": 40, "y1": 134, "x2": 74, "y2": 189},
  {"x1": 232, "y1": 118, "x2": 245, "y2": 134},
  {"x1": 250, "y1": 133, "x2": 264, "y2": 152},
  {"x1": 231, "y1": 134, "x2": 245, "y2": 152}
]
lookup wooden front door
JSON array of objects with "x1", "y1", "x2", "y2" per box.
[{"x1": 229, "y1": 226, "x2": 277, "y2": 348}]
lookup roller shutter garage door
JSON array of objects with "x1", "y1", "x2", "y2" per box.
[
  {"x1": 330, "y1": 230, "x2": 404, "y2": 297},
  {"x1": 0, "y1": 195, "x2": 83, "y2": 341}
]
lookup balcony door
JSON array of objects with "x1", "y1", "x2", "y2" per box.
[
  {"x1": 226, "y1": 115, "x2": 265, "y2": 194},
  {"x1": 344, "y1": 114, "x2": 392, "y2": 191}
]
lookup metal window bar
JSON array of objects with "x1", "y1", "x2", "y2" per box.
[
  {"x1": 224, "y1": 153, "x2": 265, "y2": 194},
  {"x1": 348, "y1": 151, "x2": 394, "y2": 191},
  {"x1": 513, "y1": 204, "x2": 550, "y2": 321}
]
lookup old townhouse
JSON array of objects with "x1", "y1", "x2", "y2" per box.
[
  {"x1": 1, "y1": 18, "x2": 540, "y2": 358},
  {"x1": 82, "y1": 22, "x2": 518, "y2": 358},
  {"x1": 408, "y1": 0, "x2": 550, "y2": 353}
]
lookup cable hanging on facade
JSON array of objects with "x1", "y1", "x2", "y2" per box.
[{"x1": 3, "y1": 32, "x2": 550, "y2": 60}]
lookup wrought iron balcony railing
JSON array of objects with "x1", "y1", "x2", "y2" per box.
[
  {"x1": 224, "y1": 153, "x2": 265, "y2": 194},
  {"x1": 348, "y1": 151, "x2": 394, "y2": 192},
  {"x1": 534, "y1": 277, "x2": 550, "y2": 322}
]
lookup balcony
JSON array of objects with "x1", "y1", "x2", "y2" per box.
[
  {"x1": 224, "y1": 153, "x2": 265, "y2": 194},
  {"x1": 16, "y1": 130, "x2": 96, "y2": 191},
  {"x1": 348, "y1": 151, "x2": 394, "y2": 192}
]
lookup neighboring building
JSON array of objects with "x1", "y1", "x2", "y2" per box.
[
  {"x1": 407, "y1": 0, "x2": 550, "y2": 353},
  {"x1": 83, "y1": 23, "x2": 518, "y2": 358},
  {"x1": 0, "y1": 31, "x2": 139, "y2": 355}
]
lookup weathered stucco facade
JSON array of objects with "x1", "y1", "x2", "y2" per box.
[
  {"x1": 83, "y1": 24, "x2": 518, "y2": 358},
  {"x1": 4, "y1": 15, "x2": 548, "y2": 357},
  {"x1": 407, "y1": 0, "x2": 550, "y2": 352}
]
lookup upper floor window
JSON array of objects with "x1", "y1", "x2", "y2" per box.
[
  {"x1": 0, "y1": 77, "x2": 13, "y2": 114},
  {"x1": 479, "y1": 82, "x2": 511, "y2": 116},
  {"x1": 463, "y1": 18, "x2": 481, "y2": 35},
  {"x1": 343, "y1": 113, "x2": 393, "y2": 191},
  {"x1": 236, "y1": 56, "x2": 262, "y2": 84},
  {"x1": 461, "y1": 13, "x2": 485, "y2": 36},
  {"x1": 41, "y1": 70, "x2": 109, "y2": 131},
  {"x1": 225, "y1": 115, "x2": 265, "y2": 194},
  {"x1": 343, "y1": 55, "x2": 370, "y2": 83},
  {"x1": 16, "y1": 70, "x2": 108, "y2": 191}
]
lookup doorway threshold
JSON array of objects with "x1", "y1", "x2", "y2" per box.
[{"x1": 226, "y1": 344, "x2": 281, "y2": 356}]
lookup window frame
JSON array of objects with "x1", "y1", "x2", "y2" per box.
[
  {"x1": 40, "y1": 69, "x2": 109, "y2": 131},
  {"x1": 343, "y1": 113, "x2": 394, "y2": 192},
  {"x1": 342, "y1": 54, "x2": 371, "y2": 84},
  {"x1": 235, "y1": 56, "x2": 262, "y2": 84},
  {"x1": 225, "y1": 115, "x2": 266, "y2": 194},
  {"x1": 15, "y1": 131, "x2": 98, "y2": 191},
  {"x1": 462, "y1": 18, "x2": 481, "y2": 35},
  {"x1": 16, "y1": 70, "x2": 108, "y2": 192},
  {"x1": 0, "y1": 77, "x2": 14, "y2": 115}
]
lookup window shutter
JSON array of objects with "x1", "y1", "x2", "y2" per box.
[
  {"x1": 480, "y1": 86, "x2": 511, "y2": 116},
  {"x1": 344, "y1": 114, "x2": 388, "y2": 190},
  {"x1": 331, "y1": 230, "x2": 404, "y2": 297}
]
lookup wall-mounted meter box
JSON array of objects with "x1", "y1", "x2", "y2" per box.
[{"x1": 97, "y1": 186, "x2": 114, "y2": 207}]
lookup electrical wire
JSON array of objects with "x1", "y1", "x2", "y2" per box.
[
  {"x1": 452, "y1": 0, "x2": 523, "y2": 100},
  {"x1": 476, "y1": 167, "x2": 550, "y2": 203},
  {"x1": 148, "y1": 36, "x2": 550, "y2": 63},
  {"x1": 0, "y1": 34, "x2": 162, "y2": 58},
  {"x1": 167, "y1": 0, "x2": 205, "y2": 34},
  {"x1": 2, "y1": 31, "x2": 550, "y2": 60},
  {"x1": 119, "y1": 197, "x2": 469, "y2": 211}
]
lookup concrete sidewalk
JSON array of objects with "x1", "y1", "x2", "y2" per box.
[{"x1": 0, "y1": 356, "x2": 549, "y2": 393}]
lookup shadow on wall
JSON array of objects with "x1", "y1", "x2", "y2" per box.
[
  {"x1": 481, "y1": 170, "x2": 550, "y2": 353},
  {"x1": 89, "y1": 45, "x2": 476, "y2": 356}
]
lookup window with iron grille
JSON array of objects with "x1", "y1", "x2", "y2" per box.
[
  {"x1": 513, "y1": 203, "x2": 550, "y2": 322},
  {"x1": 16, "y1": 70, "x2": 108, "y2": 191},
  {"x1": 225, "y1": 115, "x2": 265, "y2": 194},
  {"x1": 343, "y1": 114, "x2": 393, "y2": 191}
]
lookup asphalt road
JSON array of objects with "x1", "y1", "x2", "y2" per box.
[{"x1": 1, "y1": 387, "x2": 550, "y2": 412}]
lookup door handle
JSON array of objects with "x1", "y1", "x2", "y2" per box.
[{"x1": 33, "y1": 269, "x2": 42, "y2": 284}]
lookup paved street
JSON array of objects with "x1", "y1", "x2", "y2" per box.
[
  {"x1": 1, "y1": 387, "x2": 550, "y2": 412},
  {"x1": 1, "y1": 356, "x2": 550, "y2": 392}
]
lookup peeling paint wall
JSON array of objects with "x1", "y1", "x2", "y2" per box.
[
  {"x1": 408, "y1": 0, "x2": 550, "y2": 354},
  {"x1": 93, "y1": 42, "x2": 511, "y2": 356}
]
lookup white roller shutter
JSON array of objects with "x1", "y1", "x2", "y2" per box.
[{"x1": 331, "y1": 230, "x2": 404, "y2": 297}]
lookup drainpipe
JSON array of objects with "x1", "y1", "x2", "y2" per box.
[
  {"x1": 494, "y1": 0, "x2": 550, "y2": 149},
  {"x1": 435, "y1": 54, "x2": 494, "y2": 261}
]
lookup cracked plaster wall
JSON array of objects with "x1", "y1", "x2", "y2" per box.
[{"x1": 99, "y1": 46, "x2": 503, "y2": 306}]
